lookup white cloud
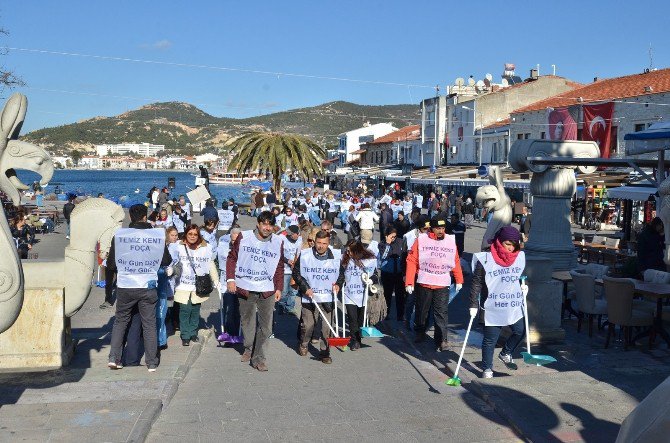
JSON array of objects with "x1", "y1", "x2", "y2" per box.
[{"x1": 140, "y1": 39, "x2": 172, "y2": 50}]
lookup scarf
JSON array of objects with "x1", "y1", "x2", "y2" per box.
[{"x1": 490, "y1": 238, "x2": 519, "y2": 267}]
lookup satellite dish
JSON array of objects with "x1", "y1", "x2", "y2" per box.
[
  {"x1": 485, "y1": 73, "x2": 493, "y2": 81},
  {"x1": 501, "y1": 78, "x2": 509, "y2": 87},
  {"x1": 455, "y1": 77, "x2": 465, "y2": 86},
  {"x1": 483, "y1": 78, "x2": 491, "y2": 88},
  {"x1": 476, "y1": 80, "x2": 485, "y2": 89},
  {"x1": 467, "y1": 77, "x2": 476, "y2": 86}
]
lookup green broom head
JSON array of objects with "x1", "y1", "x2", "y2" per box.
[{"x1": 445, "y1": 376, "x2": 461, "y2": 387}]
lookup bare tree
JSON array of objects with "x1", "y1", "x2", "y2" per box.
[{"x1": 0, "y1": 27, "x2": 25, "y2": 94}]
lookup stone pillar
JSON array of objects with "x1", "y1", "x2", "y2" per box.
[
  {"x1": 525, "y1": 168, "x2": 578, "y2": 271},
  {"x1": 0, "y1": 287, "x2": 73, "y2": 370},
  {"x1": 525, "y1": 257, "x2": 565, "y2": 343}
]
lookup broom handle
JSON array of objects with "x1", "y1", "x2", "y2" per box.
[
  {"x1": 313, "y1": 300, "x2": 338, "y2": 337},
  {"x1": 341, "y1": 288, "x2": 346, "y2": 335},
  {"x1": 333, "y1": 292, "x2": 340, "y2": 337},
  {"x1": 363, "y1": 281, "x2": 369, "y2": 328},
  {"x1": 218, "y1": 288, "x2": 225, "y2": 333},
  {"x1": 453, "y1": 314, "x2": 475, "y2": 379}
]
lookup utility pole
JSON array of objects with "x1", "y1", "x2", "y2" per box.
[{"x1": 433, "y1": 85, "x2": 439, "y2": 168}]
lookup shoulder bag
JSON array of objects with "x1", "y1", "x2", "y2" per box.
[{"x1": 184, "y1": 244, "x2": 213, "y2": 296}]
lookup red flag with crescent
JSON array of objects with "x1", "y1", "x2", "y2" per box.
[
  {"x1": 582, "y1": 102, "x2": 614, "y2": 158},
  {"x1": 547, "y1": 107, "x2": 577, "y2": 140}
]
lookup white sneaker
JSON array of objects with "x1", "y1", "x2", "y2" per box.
[
  {"x1": 482, "y1": 369, "x2": 493, "y2": 379},
  {"x1": 108, "y1": 361, "x2": 123, "y2": 370}
]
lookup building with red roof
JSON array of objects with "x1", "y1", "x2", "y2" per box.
[{"x1": 510, "y1": 67, "x2": 670, "y2": 158}]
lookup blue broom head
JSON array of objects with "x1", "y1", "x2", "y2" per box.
[{"x1": 361, "y1": 327, "x2": 384, "y2": 337}]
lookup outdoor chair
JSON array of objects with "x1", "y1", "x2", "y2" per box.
[
  {"x1": 585, "y1": 263, "x2": 609, "y2": 298},
  {"x1": 604, "y1": 238, "x2": 620, "y2": 248},
  {"x1": 592, "y1": 235, "x2": 606, "y2": 245},
  {"x1": 602, "y1": 276, "x2": 654, "y2": 350},
  {"x1": 642, "y1": 270, "x2": 670, "y2": 320},
  {"x1": 570, "y1": 270, "x2": 608, "y2": 337}
]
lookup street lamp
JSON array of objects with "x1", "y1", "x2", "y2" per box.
[{"x1": 462, "y1": 105, "x2": 483, "y2": 166}]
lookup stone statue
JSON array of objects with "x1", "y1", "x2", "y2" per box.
[
  {"x1": 657, "y1": 178, "x2": 670, "y2": 266},
  {"x1": 0, "y1": 94, "x2": 54, "y2": 333},
  {"x1": 23, "y1": 198, "x2": 124, "y2": 316},
  {"x1": 475, "y1": 165, "x2": 512, "y2": 250},
  {"x1": 508, "y1": 139, "x2": 600, "y2": 270}
]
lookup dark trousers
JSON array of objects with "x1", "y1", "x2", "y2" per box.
[
  {"x1": 122, "y1": 307, "x2": 143, "y2": 366},
  {"x1": 482, "y1": 316, "x2": 526, "y2": 371},
  {"x1": 345, "y1": 304, "x2": 365, "y2": 345},
  {"x1": 299, "y1": 302, "x2": 332, "y2": 354},
  {"x1": 109, "y1": 288, "x2": 158, "y2": 366},
  {"x1": 179, "y1": 298, "x2": 202, "y2": 340},
  {"x1": 239, "y1": 291, "x2": 275, "y2": 365},
  {"x1": 381, "y1": 271, "x2": 406, "y2": 321},
  {"x1": 415, "y1": 285, "x2": 449, "y2": 346},
  {"x1": 105, "y1": 268, "x2": 116, "y2": 305}
]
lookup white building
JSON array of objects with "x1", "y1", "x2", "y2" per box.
[
  {"x1": 510, "y1": 67, "x2": 670, "y2": 160},
  {"x1": 79, "y1": 155, "x2": 102, "y2": 169},
  {"x1": 337, "y1": 122, "x2": 397, "y2": 166},
  {"x1": 95, "y1": 142, "x2": 165, "y2": 157},
  {"x1": 420, "y1": 96, "x2": 448, "y2": 167}
]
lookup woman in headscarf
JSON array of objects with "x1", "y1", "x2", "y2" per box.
[{"x1": 469, "y1": 226, "x2": 527, "y2": 379}]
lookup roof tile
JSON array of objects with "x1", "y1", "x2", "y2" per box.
[{"x1": 513, "y1": 68, "x2": 670, "y2": 113}]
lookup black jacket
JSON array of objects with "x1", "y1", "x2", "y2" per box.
[
  {"x1": 63, "y1": 202, "x2": 75, "y2": 221},
  {"x1": 292, "y1": 247, "x2": 335, "y2": 296},
  {"x1": 106, "y1": 221, "x2": 172, "y2": 272}
]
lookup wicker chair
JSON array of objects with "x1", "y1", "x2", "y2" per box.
[{"x1": 602, "y1": 276, "x2": 654, "y2": 350}]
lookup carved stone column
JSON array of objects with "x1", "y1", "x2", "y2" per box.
[{"x1": 525, "y1": 168, "x2": 578, "y2": 271}]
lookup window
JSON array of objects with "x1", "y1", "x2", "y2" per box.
[
  {"x1": 426, "y1": 111, "x2": 435, "y2": 125},
  {"x1": 634, "y1": 123, "x2": 651, "y2": 132},
  {"x1": 524, "y1": 133, "x2": 530, "y2": 139},
  {"x1": 517, "y1": 133, "x2": 524, "y2": 140},
  {"x1": 540, "y1": 132, "x2": 546, "y2": 139}
]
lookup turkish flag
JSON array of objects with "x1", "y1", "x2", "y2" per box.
[{"x1": 582, "y1": 102, "x2": 614, "y2": 158}]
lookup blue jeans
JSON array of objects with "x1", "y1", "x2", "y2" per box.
[
  {"x1": 278, "y1": 273, "x2": 297, "y2": 313},
  {"x1": 156, "y1": 269, "x2": 169, "y2": 346},
  {"x1": 475, "y1": 207, "x2": 482, "y2": 221},
  {"x1": 481, "y1": 316, "x2": 526, "y2": 371}
]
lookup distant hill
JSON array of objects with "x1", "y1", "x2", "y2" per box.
[{"x1": 22, "y1": 101, "x2": 419, "y2": 154}]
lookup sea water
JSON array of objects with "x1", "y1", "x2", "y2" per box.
[{"x1": 16, "y1": 169, "x2": 250, "y2": 206}]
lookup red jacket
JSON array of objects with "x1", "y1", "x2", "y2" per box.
[{"x1": 405, "y1": 232, "x2": 464, "y2": 289}]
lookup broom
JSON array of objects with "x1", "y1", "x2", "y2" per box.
[{"x1": 445, "y1": 313, "x2": 475, "y2": 387}]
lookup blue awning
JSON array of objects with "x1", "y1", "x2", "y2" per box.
[{"x1": 625, "y1": 122, "x2": 670, "y2": 155}]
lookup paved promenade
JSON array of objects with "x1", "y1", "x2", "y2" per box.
[{"x1": 0, "y1": 204, "x2": 669, "y2": 442}]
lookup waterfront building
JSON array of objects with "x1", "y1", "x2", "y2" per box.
[
  {"x1": 79, "y1": 155, "x2": 102, "y2": 169},
  {"x1": 447, "y1": 71, "x2": 580, "y2": 165},
  {"x1": 361, "y1": 125, "x2": 421, "y2": 167},
  {"x1": 95, "y1": 142, "x2": 165, "y2": 157},
  {"x1": 337, "y1": 122, "x2": 397, "y2": 167},
  {"x1": 510, "y1": 67, "x2": 670, "y2": 160}
]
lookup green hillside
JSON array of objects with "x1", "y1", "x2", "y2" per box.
[{"x1": 22, "y1": 101, "x2": 419, "y2": 155}]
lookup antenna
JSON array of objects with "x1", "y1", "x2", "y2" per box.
[
  {"x1": 649, "y1": 43, "x2": 654, "y2": 70},
  {"x1": 552, "y1": 64, "x2": 556, "y2": 75}
]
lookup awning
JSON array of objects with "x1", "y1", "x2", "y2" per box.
[
  {"x1": 350, "y1": 149, "x2": 367, "y2": 155},
  {"x1": 624, "y1": 122, "x2": 670, "y2": 155},
  {"x1": 321, "y1": 158, "x2": 338, "y2": 165},
  {"x1": 606, "y1": 185, "x2": 657, "y2": 200}
]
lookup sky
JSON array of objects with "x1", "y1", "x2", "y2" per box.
[{"x1": 3, "y1": 0, "x2": 670, "y2": 133}]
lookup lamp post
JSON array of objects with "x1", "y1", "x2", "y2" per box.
[{"x1": 462, "y1": 105, "x2": 483, "y2": 166}]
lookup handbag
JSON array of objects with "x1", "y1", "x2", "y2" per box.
[{"x1": 183, "y1": 244, "x2": 213, "y2": 296}]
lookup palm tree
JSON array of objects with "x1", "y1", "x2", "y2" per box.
[{"x1": 227, "y1": 132, "x2": 325, "y2": 191}]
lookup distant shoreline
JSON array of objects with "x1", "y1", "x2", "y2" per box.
[{"x1": 56, "y1": 168, "x2": 194, "y2": 173}]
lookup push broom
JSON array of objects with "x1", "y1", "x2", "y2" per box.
[
  {"x1": 313, "y1": 295, "x2": 350, "y2": 348},
  {"x1": 520, "y1": 276, "x2": 556, "y2": 366},
  {"x1": 360, "y1": 272, "x2": 383, "y2": 337},
  {"x1": 445, "y1": 312, "x2": 475, "y2": 387}
]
